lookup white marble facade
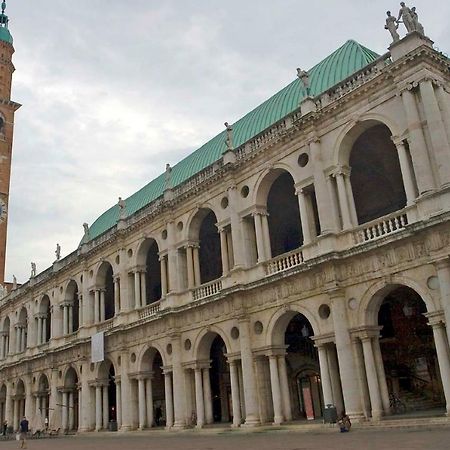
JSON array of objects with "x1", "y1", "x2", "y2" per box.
[{"x1": 1, "y1": 32, "x2": 450, "y2": 433}]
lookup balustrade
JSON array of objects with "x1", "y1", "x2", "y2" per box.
[
  {"x1": 192, "y1": 279, "x2": 222, "y2": 301},
  {"x1": 265, "y1": 249, "x2": 304, "y2": 276}
]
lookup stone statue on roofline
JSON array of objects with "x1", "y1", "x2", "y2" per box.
[
  {"x1": 55, "y1": 243, "x2": 61, "y2": 261},
  {"x1": 31, "y1": 262, "x2": 36, "y2": 278},
  {"x1": 83, "y1": 222, "x2": 90, "y2": 239},
  {"x1": 118, "y1": 197, "x2": 127, "y2": 220},
  {"x1": 397, "y1": 2, "x2": 415, "y2": 33},
  {"x1": 164, "y1": 163, "x2": 172, "y2": 190},
  {"x1": 410, "y1": 7, "x2": 425, "y2": 35},
  {"x1": 224, "y1": 122, "x2": 234, "y2": 151},
  {"x1": 297, "y1": 68, "x2": 310, "y2": 96},
  {"x1": 12, "y1": 275, "x2": 17, "y2": 289},
  {"x1": 385, "y1": 11, "x2": 400, "y2": 42}
]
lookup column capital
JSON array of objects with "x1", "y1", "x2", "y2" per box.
[
  {"x1": 390, "y1": 135, "x2": 406, "y2": 147},
  {"x1": 435, "y1": 257, "x2": 450, "y2": 271},
  {"x1": 424, "y1": 310, "x2": 445, "y2": 327}
]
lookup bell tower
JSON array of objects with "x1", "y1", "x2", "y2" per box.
[{"x1": 0, "y1": 1, "x2": 20, "y2": 285}]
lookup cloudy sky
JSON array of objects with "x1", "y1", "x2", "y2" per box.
[{"x1": 4, "y1": 1, "x2": 450, "y2": 282}]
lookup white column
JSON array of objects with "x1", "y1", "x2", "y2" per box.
[
  {"x1": 68, "y1": 391, "x2": 74, "y2": 430},
  {"x1": 15, "y1": 326, "x2": 20, "y2": 353},
  {"x1": 317, "y1": 345, "x2": 334, "y2": 407},
  {"x1": 202, "y1": 368, "x2": 213, "y2": 424},
  {"x1": 140, "y1": 272, "x2": 147, "y2": 306},
  {"x1": 326, "y1": 175, "x2": 341, "y2": 231},
  {"x1": 95, "y1": 385, "x2": 102, "y2": 431},
  {"x1": 436, "y1": 85, "x2": 450, "y2": 141},
  {"x1": 68, "y1": 305, "x2": 73, "y2": 334},
  {"x1": 138, "y1": 378, "x2": 146, "y2": 429},
  {"x1": 194, "y1": 368, "x2": 205, "y2": 428},
  {"x1": 160, "y1": 256, "x2": 168, "y2": 296},
  {"x1": 335, "y1": 172, "x2": 353, "y2": 229},
  {"x1": 164, "y1": 372, "x2": 174, "y2": 428},
  {"x1": 419, "y1": 79, "x2": 450, "y2": 186},
  {"x1": 146, "y1": 378, "x2": 153, "y2": 427},
  {"x1": 436, "y1": 259, "x2": 450, "y2": 347},
  {"x1": 0, "y1": 334, "x2": 4, "y2": 359},
  {"x1": 171, "y1": 336, "x2": 186, "y2": 429},
  {"x1": 114, "y1": 278, "x2": 120, "y2": 314},
  {"x1": 352, "y1": 338, "x2": 371, "y2": 418},
  {"x1": 186, "y1": 246, "x2": 195, "y2": 289},
  {"x1": 219, "y1": 228, "x2": 230, "y2": 275},
  {"x1": 62, "y1": 391, "x2": 69, "y2": 431},
  {"x1": 102, "y1": 385, "x2": 109, "y2": 429},
  {"x1": 94, "y1": 290, "x2": 100, "y2": 323},
  {"x1": 43, "y1": 317, "x2": 48, "y2": 342},
  {"x1": 229, "y1": 361, "x2": 241, "y2": 427},
  {"x1": 134, "y1": 271, "x2": 141, "y2": 308},
  {"x1": 78, "y1": 294, "x2": 84, "y2": 327},
  {"x1": 227, "y1": 185, "x2": 245, "y2": 268},
  {"x1": 193, "y1": 246, "x2": 201, "y2": 286},
  {"x1": 361, "y1": 337, "x2": 383, "y2": 420},
  {"x1": 372, "y1": 337, "x2": 390, "y2": 414},
  {"x1": 401, "y1": 87, "x2": 435, "y2": 193},
  {"x1": 116, "y1": 382, "x2": 122, "y2": 429},
  {"x1": 278, "y1": 356, "x2": 292, "y2": 421},
  {"x1": 268, "y1": 355, "x2": 283, "y2": 425},
  {"x1": 331, "y1": 292, "x2": 363, "y2": 419},
  {"x1": 393, "y1": 139, "x2": 417, "y2": 205},
  {"x1": 344, "y1": 173, "x2": 358, "y2": 226},
  {"x1": 37, "y1": 317, "x2": 42, "y2": 345},
  {"x1": 100, "y1": 291, "x2": 106, "y2": 322},
  {"x1": 253, "y1": 213, "x2": 266, "y2": 263},
  {"x1": 261, "y1": 213, "x2": 271, "y2": 260},
  {"x1": 296, "y1": 188, "x2": 312, "y2": 245},
  {"x1": 239, "y1": 318, "x2": 260, "y2": 426},
  {"x1": 430, "y1": 322, "x2": 450, "y2": 414}
]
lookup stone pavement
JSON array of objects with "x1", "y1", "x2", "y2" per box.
[{"x1": 2, "y1": 427, "x2": 450, "y2": 450}]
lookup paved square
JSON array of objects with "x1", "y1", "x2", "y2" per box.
[{"x1": 2, "y1": 428, "x2": 450, "y2": 450}]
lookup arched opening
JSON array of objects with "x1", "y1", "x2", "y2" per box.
[
  {"x1": 15, "y1": 379, "x2": 26, "y2": 430},
  {"x1": 96, "y1": 262, "x2": 115, "y2": 321},
  {"x1": 65, "y1": 281, "x2": 80, "y2": 333},
  {"x1": 98, "y1": 360, "x2": 117, "y2": 429},
  {"x1": 17, "y1": 307, "x2": 28, "y2": 352},
  {"x1": 38, "y1": 295, "x2": 51, "y2": 344},
  {"x1": 34, "y1": 374, "x2": 50, "y2": 430},
  {"x1": 63, "y1": 368, "x2": 79, "y2": 432},
  {"x1": 349, "y1": 124, "x2": 407, "y2": 224},
  {"x1": 284, "y1": 314, "x2": 323, "y2": 420},
  {"x1": 377, "y1": 286, "x2": 445, "y2": 411},
  {"x1": 137, "y1": 348, "x2": 165, "y2": 428},
  {"x1": 267, "y1": 171, "x2": 302, "y2": 257},
  {"x1": 137, "y1": 239, "x2": 162, "y2": 305},
  {"x1": 199, "y1": 210, "x2": 222, "y2": 284},
  {"x1": 1, "y1": 316, "x2": 10, "y2": 357},
  {"x1": 0, "y1": 384, "x2": 6, "y2": 426}
]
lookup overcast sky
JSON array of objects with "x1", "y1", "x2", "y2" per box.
[{"x1": 4, "y1": 1, "x2": 450, "y2": 283}]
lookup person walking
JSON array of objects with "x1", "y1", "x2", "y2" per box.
[{"x1": 18, "y1": 416, "x2": 29, "y2": 449}]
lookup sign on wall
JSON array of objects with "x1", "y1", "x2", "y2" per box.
[{"x1": 91, "y1": 331, "x2": 105, "y2": 363}]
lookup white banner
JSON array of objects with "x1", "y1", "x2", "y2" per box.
[{"x1": 91, "y1": 331, "x2": 105, "y2": 363}]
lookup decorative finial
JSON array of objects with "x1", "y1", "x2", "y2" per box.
[
  {"x1": 1, "y1": 1, "x2": 6, "y2": 14},
  {"x1": 0, "y1": 1, "x2": 8, "y2": 28},
  {"x1": 224, "y1": 122, "x2": 234, "y2": 151}
]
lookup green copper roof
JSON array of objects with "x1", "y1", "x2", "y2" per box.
[
  {"x1": 0, "y1": 26, "x2": 12, "y2": 44},
  {"x1": 84, "y1": 40, "x2": 380, "y2": 243}
]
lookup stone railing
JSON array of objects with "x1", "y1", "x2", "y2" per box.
[
  {"x1": 138, "y1": 301, "x2": 161, "y2": 320},
  {"x1": 97, "y1": 318, "x2": 114, "y2": 333},
  {"x1": 192, "y1": 279, "x2": 223, "y2": 301},
  {"x1": 265, "y1": 248, "x2": 305, "y2": 276},
  {"x1": 353, "y1": 210, "x2": 408, "y2": 245}
]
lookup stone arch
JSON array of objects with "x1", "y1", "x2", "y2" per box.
[
  {"x1": 334, "y1": 116, "x2": 400, "y2": 166},
  {"x1": 95, "y1": 261, "x2": 115, "y2": 320},
  {"x1": 254, "y1": 165, "x2": 298, "y2": 206},
  {"x1": 37, "y1": 373, "x2": 50, "y2": 391},
  {"x1": 38, "y1": 294, "x2": 52, "y2": 343},
  {"x1": 0, "y1": 383, "x2": 6, "y2": 425},
  {"x1": 1, "y1": 315, "x2": 10, "y2": 332},
  {"x1": 194, "y1": 326, "x2": 232, "y2": 361},
  {"x1": 267, "y1": 305, "x2": 319, "y2": 347},
  {"x1": 135, "y1": 238, "x2": 162, "y2": 304},
  {"x1": 63, "y1": 366, "x2": 79, "y2": 388},
  {"x1": 138, "y1": 344, "x2": 166, "y2": 371},
  {"x1": 359, "y1": 276, "x2": 436, "y2": 326},
  {"x1": 186, "y1": 205, "x2": 219, "y2": 241},
  {"x1": 96, "y1": 358, "x2": 116, "y2": 380},
  {"x1": 65, "y1": 280, "x2": 80, "y2": 333}
]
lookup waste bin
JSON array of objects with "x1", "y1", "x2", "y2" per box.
[
  {"x1": 323, "y1": 404, "x2": 337, "y2": 424},
  {"x1": 108, "y1": 420, "x2": 118, "y2": 431}
]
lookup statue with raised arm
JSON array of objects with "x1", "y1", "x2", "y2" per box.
[
  {"x1": 118, "y1": 197, "x2": 127, "y2": 220},
  {"x1": 224, "y1": 122, "x2": 234, "y2": 151},
  {"x1": 411, "y1": 7, "x2": 425, "y2": 35},
  {"x1": 397, "y1": 2, "x2": 415, "y2": 33},
  {"x1": 297, "y1": 68, "x2": 310, "y2": 96},
  {"x1": 31, "y1": 262, "x2": 36, "y2": 278},
  {"x1": 164, "y1": 163, "x2": 172, "y2": 190},
  {"x1": 385, "y1": 11, "x2": 400, "y2": 42},
  {"x1": 55, "y1": 243, "x2": 61, "y2": 261}
]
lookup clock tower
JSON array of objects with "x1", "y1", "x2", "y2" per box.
[{"x1": 0, "y1": 1, "x2": 20, "y2": 285}]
